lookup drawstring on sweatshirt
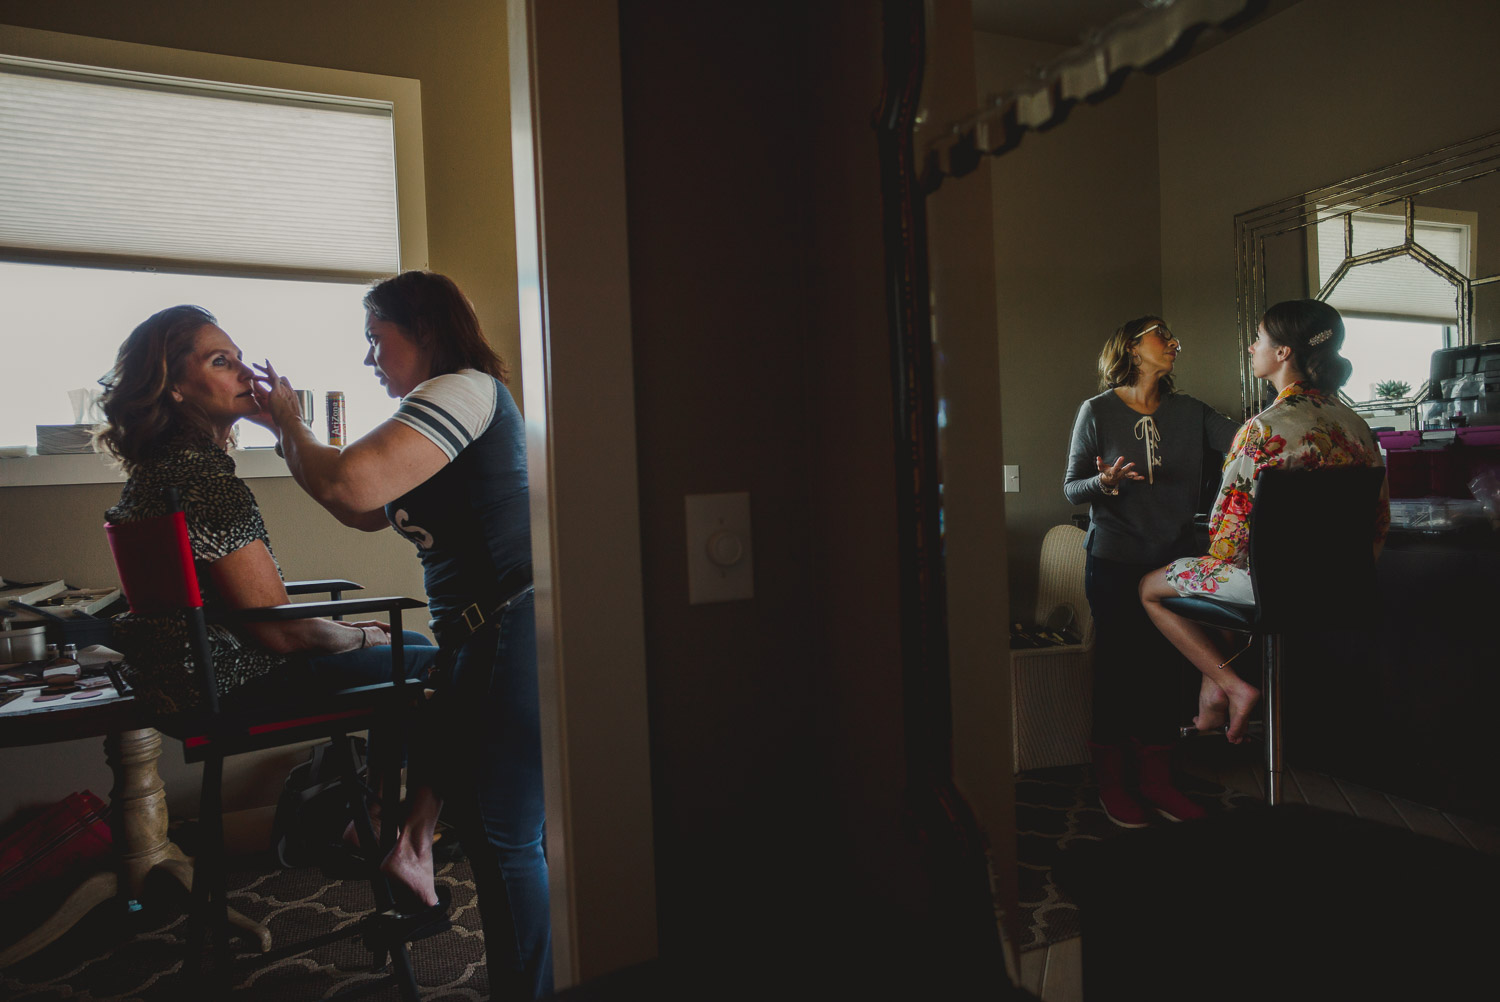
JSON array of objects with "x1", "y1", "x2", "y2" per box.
[{"x1": 1134, "y1": 415, "x2": 1161, "y2": 484}]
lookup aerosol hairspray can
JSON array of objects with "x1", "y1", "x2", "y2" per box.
[{"x1": 326, "y1": 391, "x2": 346, "y2": 447}]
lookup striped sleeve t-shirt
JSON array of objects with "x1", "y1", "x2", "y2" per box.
[{"x1": 391, "y1": 369, "x2": 500, "y2": 461}]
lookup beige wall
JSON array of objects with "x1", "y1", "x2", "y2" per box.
[
  {"x1": 0, "y1": 0, "x2": 517, "y2": 823},
  {"x1": 975, "y1": 31, "x2": 1165, "y2": 618}
]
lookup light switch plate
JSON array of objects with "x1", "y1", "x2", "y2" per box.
[
  {"x1": 685, "y1": 492, "x2": 753, "y2": 604},
  {"x1": 1004, "y1": 465, "x2": 1021, "y2": 493}
]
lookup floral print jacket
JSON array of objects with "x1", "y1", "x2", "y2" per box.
[{"x1": 1171, "y1": 382, "x2": 1390, "y2": 596}]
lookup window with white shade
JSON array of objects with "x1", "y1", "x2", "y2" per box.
[
  {"x1": 1307, "y1": 206, "x2": 1475, "y2": 403},
  {"x1": 1310, "y1": 208, "x2": 1473, "y2": 323},
  {"x1": 0, "y1": 31, "x2": 426, "y2": 472}
]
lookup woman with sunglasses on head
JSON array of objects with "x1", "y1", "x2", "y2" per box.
[
  {"x1": 1064, "y1": 315, "x2": 1238, "y2": 828},
  {"x1": 252, "y1": 271, "x2": 549, "y2": 1000},
  {"x1": 1140, "y1": 299, "x2": 1388, "y2": 748}
]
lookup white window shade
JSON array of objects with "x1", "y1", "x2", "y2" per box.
[
  {"x1": 0, "y1": 58, "x2": 399, "y2": 278},
  {"x1": 1314, "y1": 211, "x2": 1468, "y2": 324}
]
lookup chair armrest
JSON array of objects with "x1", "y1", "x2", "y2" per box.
[
  {"x1": 217, "y1": 596, "x2": 427, "y2": 623},
  {"x1": 284, "y1": 578, "x2": 363, "y2": 596}
]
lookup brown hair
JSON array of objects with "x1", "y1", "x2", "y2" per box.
[
  {"x1": 1098, "y1": 315, "x2": 1177, "y2": 394},
  {"x1": 95, "y1": 305, "x2": 223, "y2": 473},
  {"x1": 1261, "y1": 299, "x2": 1352, "y2": 392},
  {"x1": 362, "y1": 271, "x2": 508, "y2": 384}
]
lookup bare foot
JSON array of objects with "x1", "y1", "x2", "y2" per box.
[
  {"x1": 380, "y1": 838, "x2": 438, "y2": 910},
  {"x1": 1221, "y1": 677, "x2": 1261, "y2": 744},
  {"x1": 1193, "y1": 676, "x2": 1229, "y2": 733}
]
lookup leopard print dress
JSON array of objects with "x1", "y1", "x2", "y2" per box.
[{"x1": 107, "y1": 433, "x2": 290, "y2": 717}]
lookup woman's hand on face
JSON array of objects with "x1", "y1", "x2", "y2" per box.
[
  {"x1": 250, "y1": 360, "x2": 303, "y2": 430},
  {"x1": 1096, "y1": 455, "x2": 1144, "y2": 489}
]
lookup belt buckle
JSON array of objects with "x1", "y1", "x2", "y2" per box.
[{"x1": 459, "y1": 603, "x2": 485, "y2": 634}]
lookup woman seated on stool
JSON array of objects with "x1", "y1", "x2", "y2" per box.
[
  {"x1": 97, "y1": 305, "x2": 442, "y2": 892},
  {"x1": 1140, "y1": 300, "x2": 1389, "y2": 744}
]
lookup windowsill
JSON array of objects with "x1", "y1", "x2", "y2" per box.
[{"x1": 0, "y1": 448, "x2": 291, "y2": 488}]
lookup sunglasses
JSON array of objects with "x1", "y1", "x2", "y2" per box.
[{"x1": 1134, "y1": 324, "x2": 1182, "y2": 350}]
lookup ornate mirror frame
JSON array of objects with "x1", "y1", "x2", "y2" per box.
[{"x1": 1234, "y1": 128, "x2": 1500, "y2": 413}]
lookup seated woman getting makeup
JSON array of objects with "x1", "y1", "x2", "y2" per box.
[
  {"x1": 1140, "y1": 299, "x2": 1390, "y2": 745},
  {"x1": 96, "y1": 305, "x2": 441, "y2": 891}
]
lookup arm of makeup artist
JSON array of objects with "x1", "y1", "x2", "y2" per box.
[{"x1": 248, "y1": 361, "x2": 448, "y2": 531}]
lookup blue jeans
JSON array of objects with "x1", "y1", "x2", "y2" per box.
[
  {"x1": 227, "y1": 631, "x2": 439, "y2": 769},
  {"x1": 429, "y1": 591, "x2": 552, "y2": 1000},
  {"x1": 304, "y1": 629, "x2": 438, "y2": 691}
]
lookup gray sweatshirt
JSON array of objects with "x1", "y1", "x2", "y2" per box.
[{"x1": 1064, "y1": 390, "x2": 1239, "y2": 565}]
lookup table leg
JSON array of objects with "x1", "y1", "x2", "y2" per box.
[
  {"x1": 107, "y1": 728, "x2": 272, "y2": 952},
  {"x1": 0, "y1": 727, "x2": 277, "y2": 968},
  {"x1": 0, "y1": 871, "x2": 119, "y2": 968}
]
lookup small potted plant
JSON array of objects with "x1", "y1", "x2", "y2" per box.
[{"x1": 1374, "y1": 379, "x2": 1411, "y2": 401}]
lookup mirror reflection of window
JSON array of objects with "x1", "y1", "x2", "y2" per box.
[
  {"x1": 1307, "y1": 207, "x2": 1477, "y2": 402},
  {"x1": 1338, "y1": 316, "x2": 1448, "y2": 404}
]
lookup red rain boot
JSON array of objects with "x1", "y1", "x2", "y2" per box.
[
  {"x1": 1133, "y1": 739, "x2": 1207, "y2": 822},
  {"x1": 1087, "y1": 740, "x2": 1151, "y2": 829}
]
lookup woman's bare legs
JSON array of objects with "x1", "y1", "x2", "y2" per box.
[
  {"x1": 1139, "y1": 570, "x2": 1260, "y2": 744},
  {"x1": 379, "y1": 785, "x2": 442, "y2": 908}
]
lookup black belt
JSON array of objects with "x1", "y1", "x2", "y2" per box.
[{"x1": 429, "y1": 562, "x2": 534, "y2": 650}]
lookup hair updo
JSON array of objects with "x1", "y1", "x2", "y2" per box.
[{"x1": 1261, "y1": 299, "x2": 1352, "y2": 392}]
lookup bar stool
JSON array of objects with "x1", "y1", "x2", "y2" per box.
[{"x1": 1160, "y1": 465, "x2": 1387, "y2": 803}]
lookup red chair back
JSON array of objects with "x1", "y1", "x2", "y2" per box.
[{"x1": 105, "y1": 511, "x2": 203, "y2": 614}]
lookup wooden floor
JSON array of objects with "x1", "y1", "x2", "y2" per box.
[{"x1": 1002, "y1": 754, "x2": 1500, "y2": 1001}]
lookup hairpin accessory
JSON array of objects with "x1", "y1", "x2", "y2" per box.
[{"x1": 1308, "y1": 329, "x2": 1332, "y2": 346}]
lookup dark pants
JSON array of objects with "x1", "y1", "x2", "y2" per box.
[
  {"x1": 1084, "y1": 553, "x2": 1186, "y2": 744},
  {"x1": 428, "y1": 591, "x2": 552, "y2": 1001}
]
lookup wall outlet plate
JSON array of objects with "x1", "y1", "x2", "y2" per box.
[{"x1": 684, "y1": 492, "x2": 753, "y2": 604}]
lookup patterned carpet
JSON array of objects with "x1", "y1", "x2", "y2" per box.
[
  {"x1": 0, "y1": 853, "x2": 488, "y2": 1001},
  {"x1": 1011, "y1": 763, "x2": 1260, "y2": 952}
]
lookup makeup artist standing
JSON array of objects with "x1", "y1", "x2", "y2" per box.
[
  {"x1": 254, "y1": 272, "x2": 549, "y2": 1000},
  {"x1": 1064, "y1": 316, "x2": 1238, "y2": 828}
]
